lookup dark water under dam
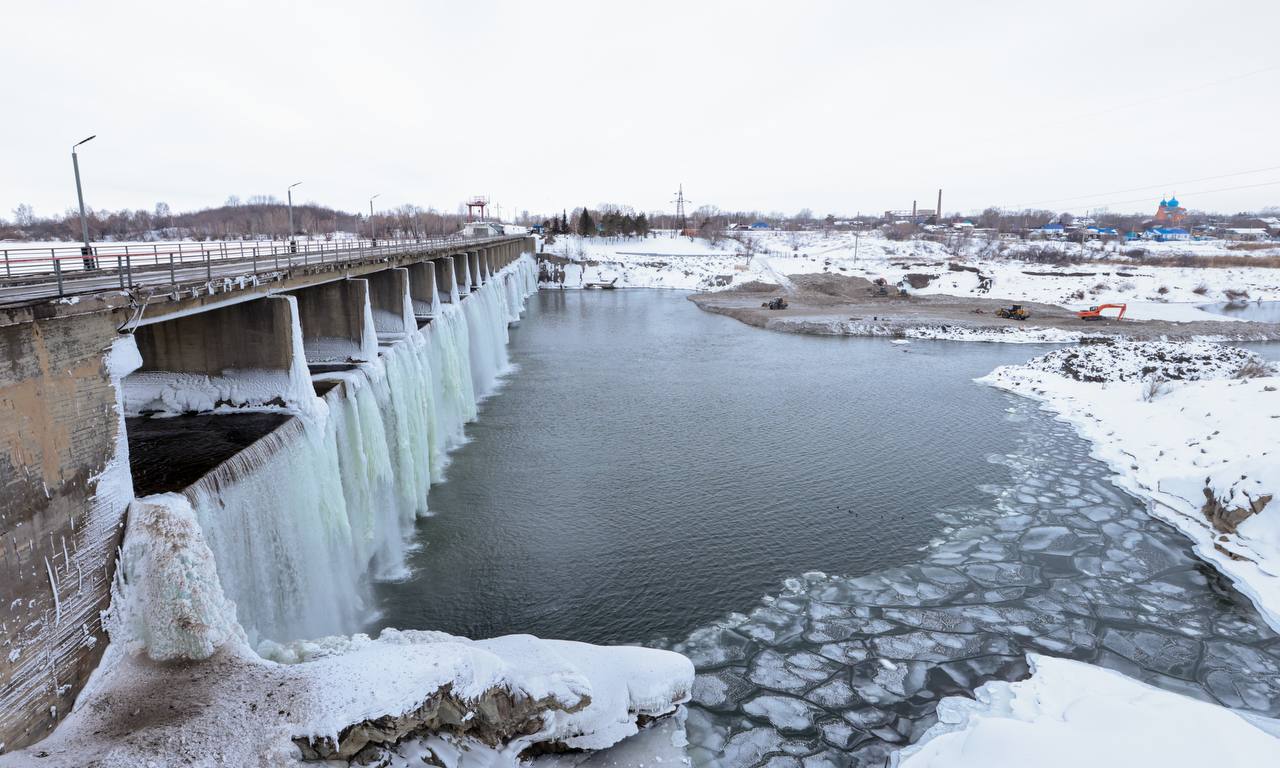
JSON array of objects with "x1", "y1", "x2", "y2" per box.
[
  {"x1": 371, "y1": 290, "x2": 1063, "y2": 644},
  {"x1": 370, "y1": 290, "x2": 1280, "y2": 764}
]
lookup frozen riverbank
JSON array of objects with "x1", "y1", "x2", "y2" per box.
[
  {"x1": 900, "y1": 340, "x2": 1280, "y2": 767},
  {"x1": 897, "y1": 654, "x2": 1280, "y2": 768},
  {"x1": 983, "y1": 340, "x2": 1280, "y2": 629},
  {"x1": 540, "y1": 232, "x2": 1280, "y2": 326},
  {"x1": 673, "y1": 394, "x2": 1280, "y2": 764}
]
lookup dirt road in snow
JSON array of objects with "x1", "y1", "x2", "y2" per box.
[{"x1": 690, "y1": 274, "x2": 1280, "y2": 341}]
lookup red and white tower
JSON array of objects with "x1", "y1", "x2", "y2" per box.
[{"x1": 466, "y1": 196, "x2": 489, "y2": 221}]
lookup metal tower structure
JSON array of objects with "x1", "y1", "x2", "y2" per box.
[
  {"x1": 671, "y1": 184, "x2": 690, "y2": 230},
  {"x1": 466, "y1": 195, "x2": 489, "y2": 221}
]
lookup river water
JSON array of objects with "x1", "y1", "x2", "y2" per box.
[{"x1": 373, "y1": 290, "x2": 1280, "y2": 766}]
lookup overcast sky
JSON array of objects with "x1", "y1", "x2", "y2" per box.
[{"x1": 4, "y1": 0, "x2": 1278, "y2": 220}]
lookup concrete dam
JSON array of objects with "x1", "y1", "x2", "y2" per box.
[{"x1": 0, "y1": 235, "x2": 537, "y2": 751}]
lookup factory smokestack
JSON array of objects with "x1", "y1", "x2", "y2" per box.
[{"x1": 937, "y1": 189, "x2": 942, "y2": 220}]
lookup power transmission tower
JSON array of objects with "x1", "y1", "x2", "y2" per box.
[{"x1": 671, "y1": 184, "x2": 690, "y2": 230}]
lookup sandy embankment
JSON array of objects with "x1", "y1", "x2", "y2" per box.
[{"x1": 689, "y1": 273, "x2": 1280, "y2": 342}]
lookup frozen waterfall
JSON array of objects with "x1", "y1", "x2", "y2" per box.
[{"x1": 181, "y1": 255, "x2": 539, "y2": 648}]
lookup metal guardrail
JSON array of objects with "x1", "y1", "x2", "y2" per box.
[{"x1": 0, "y1": 233, "x2": 520, "y2": 300}]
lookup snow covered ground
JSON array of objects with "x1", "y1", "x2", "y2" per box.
[
  {"x1": 896, "y1": 654, "x2": 1280, "y2": 768},
  {"x1": 541, "y1": 231, "x2": 1280, "y2": 325},
  {"x1": 982, "y1": 341, "x2": 1280, "y2": 629}
]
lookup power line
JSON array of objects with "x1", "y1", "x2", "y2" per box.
[
  {"x1": 1070, "y1": 65, "x2": 1280, "y2": 123},
  {"x1": 1014, "y1": 163, "x2": 1280, "y2": 208},
  {"x1": 1080, "y1": 178, "x2": 1280, "y2": 212}
]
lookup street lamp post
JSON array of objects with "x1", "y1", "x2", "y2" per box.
[
  {"x1": 72, "y1": 135, "x2": 97, "y2": 269},
  {"x1": 369, "y1": 194, "x2": 381, "y2": 246},
  {"x1": 287, "y1": 181, "x2": 302, "y2": 253}
]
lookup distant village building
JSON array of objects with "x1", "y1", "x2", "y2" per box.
[
  {"x1": 1225, "y1": 228, "x2": 1269, "y2": 241},
  {"x1": 1147, "y1": 227, "x2": 1190, "y2": 242},
  {"x1": 1034, "y1": 222, "x2": 1066, "y2": 239}
]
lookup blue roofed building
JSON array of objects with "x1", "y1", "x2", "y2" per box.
[{"x1": 1149, "y1": 227, "x2": 1190, "y2": 242}]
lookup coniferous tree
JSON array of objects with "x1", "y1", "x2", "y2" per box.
[
  {"x1": 578, "y1": 208, "x2": 595, "y2": 236},
  {"x1": 635, "y1": 212, "x2": 649, "y2": 237}
]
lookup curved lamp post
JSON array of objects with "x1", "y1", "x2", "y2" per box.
[{"x1": 72, "y1": 135, "x2": 96, "y2": 269}]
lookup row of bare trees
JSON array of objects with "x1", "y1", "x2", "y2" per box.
[{"x1": 1, "y1": 197, "x2": 469, "y2": 243}]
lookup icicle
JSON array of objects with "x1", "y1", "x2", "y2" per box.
[{"x1": 186, "y1": 252, "x2": 537, "y2": 649}]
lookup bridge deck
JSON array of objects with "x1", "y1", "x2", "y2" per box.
[{"x1": 0, "y1": 234, "x2": 519, "y2": 309}]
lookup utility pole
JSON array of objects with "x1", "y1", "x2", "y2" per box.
[
  {"x1": 287, "y1": 181, "x2": 301, "y2": 252},
  {"x1": 71, "y1": 135, "x2": 97, "y2": 269},
  {"x1": 369, "y1": 194, "x2": 381, "y2": 245}
]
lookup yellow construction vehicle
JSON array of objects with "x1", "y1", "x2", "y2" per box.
[{"x1": 996, "y1": 304, "x2": 1030, "y2": 320}]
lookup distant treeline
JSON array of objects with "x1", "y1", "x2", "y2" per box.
[
  {"x1": 1, "y1": 196, "x2": 469, "y2": 242},
  {"x1": 543, "y1": 207, "x2": 652, "y2": 237}
]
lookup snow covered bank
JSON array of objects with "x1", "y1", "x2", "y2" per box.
[
  {"x1": 541, "y1": 232, "x2": 1280, "y2": 325},
  {"x1": 896, "y1": 654, "x2": 1280, "y2": 768},
  {"x1": 982, "y1": 340, "x2": 1280, "y2": 628},
  {"x1": 3, "y1": 489, "x2": 692, "y2": 767}
]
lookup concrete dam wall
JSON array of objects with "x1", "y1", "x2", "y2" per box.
[{"x1": 0, "y1": 236, "x2": 534, "y2": 752}]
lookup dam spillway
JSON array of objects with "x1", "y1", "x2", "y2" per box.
[
  {"x1": 0, "y1": 236, "x2": 536, "y2": 750},
  {"x1": 139, "y1": 255, "x2": 539, "y2": 646}
]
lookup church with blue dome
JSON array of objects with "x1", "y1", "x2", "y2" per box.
[{"x1": 1154, "y1": 195, "x2": 1186, "y2": 225}]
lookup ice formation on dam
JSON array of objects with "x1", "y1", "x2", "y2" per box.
[{"x1": 179, "y1": 256, "x2": 539, "y2": 646}]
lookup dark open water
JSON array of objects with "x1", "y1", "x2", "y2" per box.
[{"x1": 373, "y1": 290, "x2": 1280, "y2": 766}]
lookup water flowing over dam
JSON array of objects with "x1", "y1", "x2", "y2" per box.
[
  {"x1": 161, "y1": 257, "x2": 539, "y2": 646},
  {"x1": 0, "y1": 238, "x2": 538, "y2": 751}
]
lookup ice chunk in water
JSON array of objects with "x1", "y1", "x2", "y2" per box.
[
  {"x1": 992, "y1": 513, "x2": 1036, "y2": 531},
  {"x1": 816, "y1": 640, "x2": 870, "y2": 665},
  {"x1": 692, "y1": 671, "x2": 745, "y2": 710},
  {"x1": 803, "y1": 749, "x2": 852, "y2": 768},
  {"x1": 819, "y1": 719, "x2": 864, "y2": 750},
  {"x1": 739, "y1": 604, "x2": 808, "y2": 644},
  {"x1": 674, "y1": 625, "x2": 754, "y2": 667},
  {"x1": 806, "y1": 676, "x2": 857, "y2": 709},
  {"x1": 748, "y1": 650, "x2": 837, "y2": 693},
  {"x1": 1101, "y1": 628, "x2": 1201, "y2": 679},
  {"x1": 882, "y1": 607, "x2": 979, "y2": 634},
  {"x1": 1020, "y1": 525, "x2": 1086, "y2": 555},
  {"x1": 718, "y1": 728, "x2": 788, "y2": 767},
  {"x1": 743, "y1": 694, "x2": 822, "y2": 732},
  {"x1": 960, "y1": 561, "x2": 1042, "y2": 587}
]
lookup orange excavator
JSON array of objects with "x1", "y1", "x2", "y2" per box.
[{"x1": 1077, "y1": 303, "x2": 1127, "y2": 321}]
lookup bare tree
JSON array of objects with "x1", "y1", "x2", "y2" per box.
[{"x1": 11, "y1": 203, "x2": 34, "y2": 226}]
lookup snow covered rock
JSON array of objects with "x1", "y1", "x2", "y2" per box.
[
  {"x1": 895, "y1": 654, "x2": 1280, "y2": 768},
  {"x1": 1013, "y1": 338, "x2": 1266, "y2": 383}
]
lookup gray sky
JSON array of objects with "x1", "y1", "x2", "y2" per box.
[{"x1": 4, "y1": 0, "x2": 1278, "y2": 220}]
